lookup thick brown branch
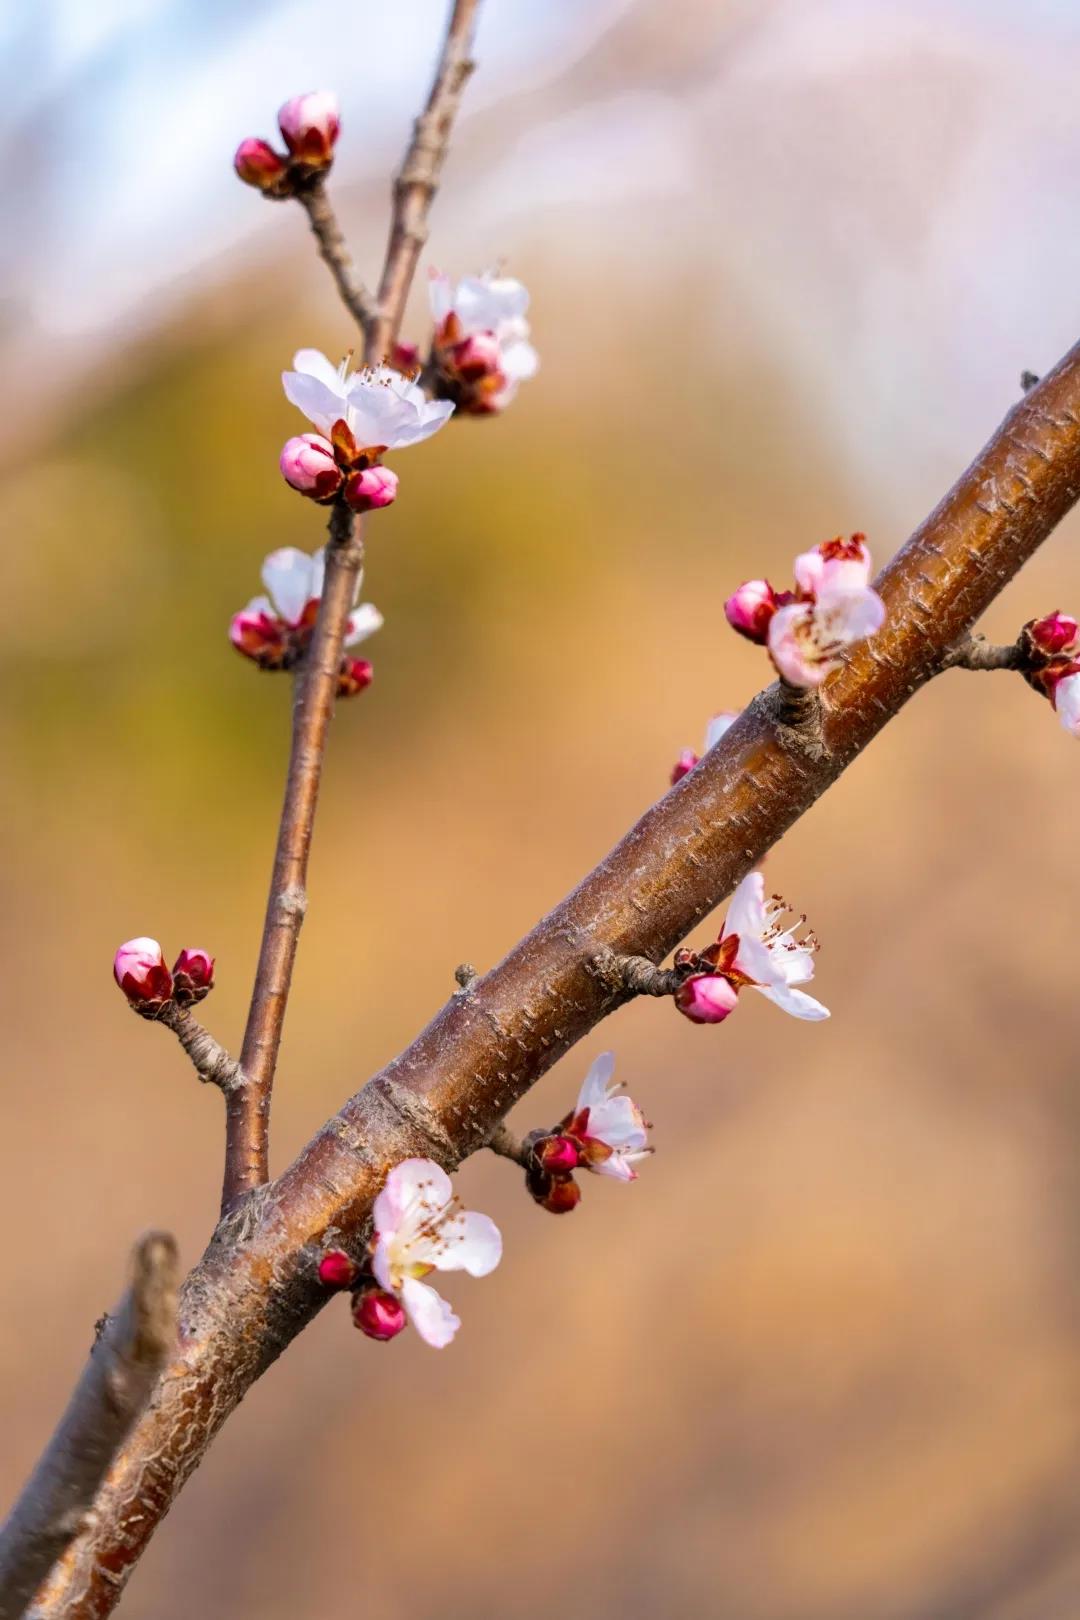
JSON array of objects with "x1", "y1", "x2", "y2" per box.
[
  {"x1": 0, "y1": 1235, "x2": 178, "y2": 1620},
  {"x1": 366, "y1": 0, "x2": 481, "y2": 363},
  {"x1": 29, "y1": 340, "x2": 1080, "y2": 1620},
  {"x1": 229, "y1": 501, "x2": 362, "y2": 1212},
  {"x1": 156, "y1": 1004, "x2": 244, "y2": 1093},
  {"x1": 294, "y1": 178, "x2": 378, "y2": 333},
  {"x1": 943, "y1": 634, "x2": 1024, "y2": 671}
]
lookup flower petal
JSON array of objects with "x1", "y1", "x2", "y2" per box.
[
  {"x1": 585, "y1": 1094, "x2": 647, "y2": 1152},
  {"x1": 432, "y1": 1211, "x2": 503, "y2": 1276},
  {"x1": 1055, "y1": 673, "x2": 1080, "y2": 735},
  {"x1": 722, "y1": 871, "x2": 767, "y2": 944},
  {"x1": 576, "y1": 1051, "x2": 616, "y2": 1114},
  {"x1": 500, "y1": 337, "x2": 539, "y2": 382},
  {"x1": 345, "y1": 604, "x2": 384, "y2": 647},
  {"x1": 373, "y1": 1157, "x2": 454, "y2": 1241},
  {"x1": 261, "y1": 547, "x2": 314, "y2": 626},
  {"x1": 704, "y1": 711, "x2": 738, "y2": 750},
  {"x1": 291, "y1": 348, "x2": 345, "y2": 391},
  {"x1": 756, "y1": 983, "x2": 830, "y2": 1020},
  {"x1": 818, "y1": 585, "x2": 885, "y2": 644},
  {"x1": 282, "y1": 370, "x2": 348, "y2": 435},
  {"x1": 401, "y1": 1276, "x2": 460, "y2": 1348},
  {"x1": 768, "y1": 601, "x2": 827, "y2": 688}
]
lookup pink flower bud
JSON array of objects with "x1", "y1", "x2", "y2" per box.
[
  {"x1": 533, "y1": 1175, "x2": 581, "y2": 1215},
  {"x1": 535, "y1": 1135, "x2": 581, "y2": 1175},
  {"x1": 337, "y1": 657, "x2": 373, "y2": 698},
  {"x1": 674, "y1": 973, "x2": 740, "y2": 1025},
  {"x1": 352, "y1": 1285, "x2": 407, "y2": 1341},
  {"x1": 449, "y1": 331, "x2": 504, "y2": 382},
  {"x1": 279, "y1": 434, "x2": 343, "y2": 501},
  {"x1": 230, "y1": 604, "x2": 288, "y2": 667},
  {"x1": 343, "y1": 465, "x2": 399, "y2": 513},
  {"x1": 113, "y1": 938, "x2": 173, "y2": 1012},
  {"x1": 233, "y1": 138, "x2": 289, "y2": 191},
  {"x1": 1029, "y1": 611, "x2": 1079, "y2": 657},
  {"x1": 277, "y1": 91, "x2": 340, "y2": 167},
  {"x1": 724, "y1": 579, "x2": 777, "y2": 644},
  {"x1": 318, "y1": 1249, "x2": 359, "y2": 1289},
  {"x1": 670, "y1": 749, "x2": 699, "y2": 785},
  {"x1": 171, "y1": 948, "x2": 214, "y2": 1007},
  {"x1": 390, "y1": 340, "x2": 421, "y2": 373}
]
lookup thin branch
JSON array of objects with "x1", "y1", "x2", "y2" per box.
[
  {"x1": 0, "y1": 1234, "x2": 178, "y2": 1620},
  {"x1": 229, "y1": 501, "x2": 362, "y2": 1212},
  {"x1": 366, "y1": 0, "x2": 481, "y2": 363},
  {"x1": 29, "y1": 339, "x2": 1080, "y2": 1620},
  {"x1": 486, "y1": 1123, "x2": 529, "y2": 1166},
  {"x1": 943, "y1": 634, "x2": 1024, "y2": 671},
  {"x1": 156, "y1": 1004, "x2": 244, "y2": 1093},
  {"x1": 591, "y1": 948, "x2": 687, "y2": 998},
  {"x1": 294, "y1": 178, "x2": 378, "y2": 333}
]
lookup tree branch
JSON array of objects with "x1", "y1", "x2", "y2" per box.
[
  {"x1": 294, "y1": 178, "x2": 378, "y2": 333},
  {"x1": 156, "y1": 1004, "x2": 244, "y2": 1093},
  {"x1": 0, "y1": 1235, "x2": 178, "y2": 1620},
  {"x1": 27, "y1": 338, "x2": 1080, "y2": 1620},
  {"x1": 366, "y1": 0, "x2": 481, "y2": 363},
  {"x1": 943, "y1": 634, "x2": 1024, "y2": 671}
]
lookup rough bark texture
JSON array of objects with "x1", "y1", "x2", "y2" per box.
[{"x1": 25, "y1": 340, "x2": 1080, "y2": 1619}]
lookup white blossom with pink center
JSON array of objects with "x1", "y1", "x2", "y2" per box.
[
  {"x1": 429, "y1": 270, "x2": 539, "y2": 392},
  {"x1": 240, "y1": 546, "x2": 381, "y2": 644},
  {"x1": 1054, "y1": 671, "x2": 1080, "y2": 736},
  {"x1": 568, "y1": 1053, "x2": 652, "y2": 1181},
  {"x1": 282, "y1": 349, "x2": 454, "y2": 449},
  {"x1": 370, "y1": 1159, "x2": 502, "y2": 1348},
  {"x1": 768, "y1": 535, "x2": 885, "y2": 688},
  {"x1": 718, "y1": 871, "x2": 829, "y2": 1021}
]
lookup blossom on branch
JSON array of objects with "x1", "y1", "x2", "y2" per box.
[
  {"x1": 670, "y1": 711, "x2": 738, "y2": 784},
  {"x1": 229, "y1": 546, "x2": 382, "y2": 692},
  {"x1": 428, "y1": 270, "x2": 539, "y2": 415},
  {"x1": 279, "y1": 434, "x2": 343, "y2": 503},
  {"x1": 283, "y1": 349, "x2": 453, "y2": 452},
  {"x1": 277, "y1": 91, "x2": 340, "y2": 168},
  {"x1": 674, "y1": 870, "x2": 829, "y2": 1025},
  {"x1": 1016, "y1": 611, "x2": 1080, "y2": 737},
  {"x1": 368, "y1": 1159, "x2": 502, "y2": 1348},
  {"x1": 525, "y1": 1054, "x2": 652, "y2": 1212},
  {"x1": 113, "y1": 939, "x2": 173, "y2": 1013}
]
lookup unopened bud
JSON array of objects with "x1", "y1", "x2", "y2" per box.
[
  {"x1": 337, "y1": 657, "x2": 373, "y2": 698},
  {"x1": 279, "y1": 434, "x2": 343, "y2": 501},
  {"x1": 343, "y1": 465, "x2": 399, "y2": 513},
  {"x1": 1028, "y1": 611, "x2": 1079, "y2": 657},
  {"x1": 674, "y1": 973, "x2": 739, "y2": 1025},
  {"x1": 171, "y1": 948, "x2": 214, "y2": 1007},
  {"x1": 670, "y1": 749, "x2": 699, "y2": 785},
  {"x1": 449, "y1": 331, "x2": 503, "y2": 382},
  {"x1": 390, "y1": 340, "x2": 421, "y2": 373},
  {"x1": 352, "y1": 1285, "x2": 407, "y2": 1341},
  {"x1": 277, "y1": 91, "x2": 340, "y2": 167},
  {"x1": 724, "y1": 579, "x2": 777, "y2": 644},
  {"x1": 233, "y1": 137, "x2": 289, "y2": 191},
  {"x1": 230, "y1": 604, "x2": 288, "y2": 667},
  {"x1": 535, "y1": 1134, "x2": 581, "y2": 1175},
  {"x1": 536, "y1": 1175, "x2": 581, "y2": 1215},
  {"x1": 318, "y1": 1249, "x2": 359, "y2": 1289},
  {"x1": 114, "y1": 938, "x2": 173, "y2": 1013}
]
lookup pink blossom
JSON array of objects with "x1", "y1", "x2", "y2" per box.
[
  {"x1": 768, "y1": 536, "x2": 884, "y2": 688},
  {"x1": 113, "y1": 938, "x2": 173, "y2": 1010},
  {"x1": 429, "y1": 270, "x2": 538, "y2": 413},
  {"x1": 279, "y1": 434, "x2": 342, "y2": 501},
  {"x1": 670, "y1": 712, "x2": 738, "y2": 785},
  {"x1": 233, "y1": 137, "x2": 288, "y2": 190},
  {"x1": 712, "y1": 871, "x2": 828, "y2": 1021},
  {"x1": 670, "y1": 748, "x2": 699, "y2": 785},
  {"x1": 724, "y1": 579, "x2": 777, "y2": 644},
  {"x1": 370, "y1": 1160, "x2": 501, "y2": 1348},
  {"x1": 562, "y1": 1054, "x2": 652, "y2": 1182},
  {"x1": 343, "y1": 465, "x2": 399, "y2": 513},
  {"x1": 675, "y1": 974, "x2": 739, "y2": 1024},
  {"x1": 277, "y1": 91, "x2": 340, "y2": 166},
  {"x1": 283, "y1": 349, "x2": 453, "y2": 449}
]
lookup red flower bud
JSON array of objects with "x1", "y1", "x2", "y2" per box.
[
  {"x1": 279, "y1": 434, "x2": 343, "y2": 501},
  {"x1": 233, "y1": 138, "x2": 289, "y2": 191},
  {"x1": 390, "y1": 341, "x2": 421, "y2": 374},
  {"x1": 171, "y1": 948, "x2": 214, "y2": 1007},
  {"x1": 724, "y1": 579, "x2": 777, "y2": 644},
  {"x1": 352, "y1": 1285, "x2": 407, "y2": 1341},
  {"x1": 535, "y1": 1134, "x2": 581, "y2": 1175},
  {"x1": 343, "y1": 465, "x2": 399, "y2": 513},
  {"x1": 1028, "y1": 610, "x2": 1079, "y2": 657},
  {"x1": 113, "y1": 938, "x2": 173, "y2": 1013},
  {"x1": 674, "y1": 973, "x2": 739, "y2": 1025},
  {"x1": 318, "y1": 1249, "x2": 359, "y2": 1289},
  {"x1": 337, "y1": 658, "x2": 373, "y2": 698},
  {"x1": 670, "y1": 749, "x2": 699, "y2": 785}
]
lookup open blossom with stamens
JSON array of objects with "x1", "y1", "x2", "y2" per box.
[
  {"x1": 283, "y1": 349, "x2": 453, "y2": 453},
  {"x1": 277, "y1": 91, "x2": 340, "y2": 167},
  {"x1": 767, "y1": 535, "x2": 885, "y2": 688},
  {"x1": 429, "y1": 270, "x2": 538, "y2": 414},
  {"x1": 675, "y1": 870, "x2": 829, "y2": 1025},
  {"x1": 561, "y1": 1053, "x2": 652, "y2": 1181},
  {"x1": 230, "y1": 547, "x2": 382, "y2": 687},
  {"x1": 369, "y1": 1159, "x2": 501, "y2": 1348},
  {"x1": 670, "y1": 711, "x2": 738, "y2": 784}
]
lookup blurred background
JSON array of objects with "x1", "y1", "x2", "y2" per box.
[{"x1": 2, "y1": 1, "x2": 1080, "y2": 1616}]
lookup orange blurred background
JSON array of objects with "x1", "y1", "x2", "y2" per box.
[{"x1": 3, "y1": 2, "x2": 1080, "y2": 1616}]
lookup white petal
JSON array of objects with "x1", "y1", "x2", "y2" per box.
[
  {"x1": 282, "y1": 371, "x2": 346, "y2": 434},
  {"x1": 372, "y1": 1157, "x2": 453, "y2": 1241},
  {"x1": 793, "y1": 548, "x2": 825, "y2": 597},
  {"x1": 1055, "y1": 674, "x2": 1080, "y2": 735},
  {"x1": 344, "y1": 604, "x2": 384, "y2": 647},
  {"x1": 818, "y1": 585, "x2": 885, "y2": 644},
  {"x1": 722, "y1": 871, "x2": 767, "y2": 944},
  {"x1": 704, "y1": 711, "x2": 738, "y2": 750},
  {"x1": 768, "y1": 601, "x2": 828, "y2": 688},
  {"x1": 387, "y1": 398, "x2": 456, "y2": 448},
  {"x1": 732, "y1": 930, "x2": 785, "y2": 988},
  {"x1": 432, "y1": 1211, "x2": 503, "y2": 1277},
  {"x1": 401, "y1": 1276, "x2": 460, "y2": 1348},
  {"x1": 428, "y1": 270, "x2": 453, "y2": 324},
  {"x1": 586, "y1": 1094, "x2": 647, "y2": 1152},
  {"x1": 261, "y1": 548, "x2": 314, "y2": 626},
  {"x1": 456, "y1": 275, "x2": 530, "y2": 331},
  {"x1": 500, "y1": 337, "x2": 539, "y2": 382},
  {"x1": 344, "y1": 380, "x2": 421, "y2": 449},
  {"x1": 576, "y1": 1051, "x2": 616, "y2": 1114},
  {"x1": 756, "y1": 983, "x2": 830, "y2": 1020},
  {"x1": 292, "y1": 348, "x2": 346, "y2": 391},
  {"x1": 589, "y1": 1153, "x2": 639, "y2": 1182},
  {"x1": 370, "y1": 1237, "x2": 393, "y2": 1293}
]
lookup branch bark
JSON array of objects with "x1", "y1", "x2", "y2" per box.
[
  {"x1": 295, "y1": 179, "x2": 378, "y2": 333},
  {"x1": 0, "y1": 1235, "x2": 178, "y2": 1620},
  {"x1": 27, "y1": 340, "x2": 1080, "y2": 1620},
  {"x1": 157, "y1": 1004, "x2": 244, "y2": 1093}
]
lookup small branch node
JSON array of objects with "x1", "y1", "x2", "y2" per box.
[
  {"x1": 486, "y1": 1123, "x2": 529, "y2": 1167},
  {"x1": 157, "y1": 1005, "x2": 246, "y2": 1095},
  {"x1": 942, "y1": 634, "x2": 1024, "y2": 672},
  {"x1": 453, "y1": 963, "x2": 479, "y2": 992},
  {"x1": 590, "y1": 948, "x2": 686, "y2": 998}
]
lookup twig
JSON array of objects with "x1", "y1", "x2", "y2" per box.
[
  {"x1": 943, "y1": 634, "x2": 1024, "y2": 671},
  {"x1": 29, "y1": 338, "x2": 1080, "y2": 1620},
  {"x1": 156, "y1": 1004, "x2": 244, "y2": 1093},
  {"x1": 591, "y1": 948, "x2": 687, "y2": 998},
  {"x1": 230, "y1": 501, "x2": 362, "y2": 1212},
  {"x1": 294, "y1": 178, "x2": 378, "y2": 333},
  {"x1": 0, "y1": 1234, "x2": 178, "y2": 1620},
  {"x1": 366, "y1": 0, "x2": 481, "y2": 363},
  {"x1": 486, "y1": 1123, "x2": 528, "y2": 1165}
]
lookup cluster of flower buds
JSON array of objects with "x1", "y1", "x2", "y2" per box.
[
  {"x1": 230, "y1": 545, "x2": 381, "y2": 697},
  {"x1": 426, "y1": 271, "x2": 539, "y2": 416},
  {"x1": 113, "y1": 939, "x2": 214, "y2": 1018},
  {"x1": 725, "y1": 534, "x2": 886, "y2": 689},
  {"x1": 524, "y1": 1054, "x2": 652, "y2": 1213},
  {"x1": 234, "y1": 92, "x2": 340, "y2": 198},
  {"x1": 672, "y1": 870, "x2": 829, "y2": 1025},
  {"x1": 671, "y1": 712, "x2": 738, "y2": 785},
  {"x1": 318, "y1": 1159, "x2": 502, "y2": 1349},
  {"x1": 1019, "y1": 611, "x2": 1080, "y2": 736}
]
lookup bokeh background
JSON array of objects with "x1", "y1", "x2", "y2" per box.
[{"x1": 3, "y1": 2, "x2": 1080, "y2": 1616}]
